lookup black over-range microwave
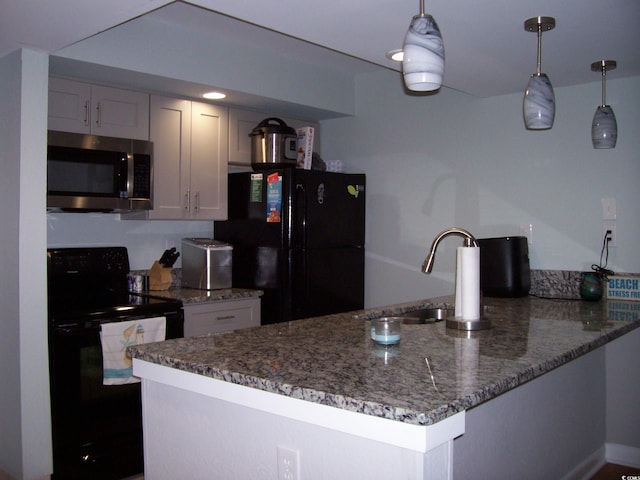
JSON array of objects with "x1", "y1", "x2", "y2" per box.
[{"x1": 47, "y1": 130, "x2": 153, "y2": 212}]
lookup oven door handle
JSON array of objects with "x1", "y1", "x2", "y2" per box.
[
  {"x1": 51, "y1": 311, "x2": 183, "y2": 337},
  {"x1": 52, "y1": 318, "x2": 128, "y2": 331}
]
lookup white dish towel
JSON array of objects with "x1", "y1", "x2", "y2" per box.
[{"x1": 100, "y1": 316, "x2": 166, "y2": 385}]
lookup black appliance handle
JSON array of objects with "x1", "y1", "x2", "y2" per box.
[
  {"x1": 294, "y1": 183, "x2": 308, "y2": 249},
  {"x1": 257, "y1": 117, "x2": 287, "y2": 128},
  {"x1": 294, "y1": 183, "x2": 309, "y2": 313},
  {"x1": 118, "y1": 154, "x2": 128, "y2": 198},
  {"x1": 52, "y1": 309, "x2": 183, "y2": 331}
]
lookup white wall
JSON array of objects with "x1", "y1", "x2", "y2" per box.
[
  {"x1": 321, "y1": 71, "x2": 640, "y2": 308},
  {"x1": 0, "y1": 48, "x2": 52, "y2": 480},
  {"x1": 47, "y1": 214, "x2": 213, "y2": 270},
  {"x1": 606, "y1": 328, "x2": 640, "y2": 455},
  {"x1": 52, "y1": 11, "x2": 357, "y2": 118},
  {"x1": 0, "y1": 49, "x2": 22, "y2": 479}
]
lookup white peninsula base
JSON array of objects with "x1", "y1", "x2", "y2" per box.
[
  {"x1": 134, "y1": 360, "x2": 465, "y2": 480},
  {"x1": 133, "y1": 327, "x2": 640, "y2": 480}
]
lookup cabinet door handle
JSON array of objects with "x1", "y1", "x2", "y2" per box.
[
  {"x1": 216, "y1": 315, "x2": 235, "y2": 321},
  {"x1": 185, "y1": 189, "x2": 190, "y2": 211},
  {"x1": 83, "y1": 100, "x2": 90, "y2": 126},
  {"x1": 194, "y1": 191, "x2": 200, "y2": 211},
  {"x1": 95, "y1": 101, "x2": 102, "y2": 126}
]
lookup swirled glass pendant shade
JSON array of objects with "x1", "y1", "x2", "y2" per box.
[
  {"x1": 522, "y1": 17, "x2": 556, "y2": 130},
  {"x1": 591, "y1": 60, "x2": 617, "y2": 149},
  {"x1": 402, "y1": 13, "x2": 445, "y2": 91},
  {"x1": 523, "y1": 73, "x2": 555, "y2": 129},
  {"x1": 592, "y1": 105, "x2": 617, "y2": 149}
]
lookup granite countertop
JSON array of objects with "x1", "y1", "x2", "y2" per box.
[
  {"x1": 128, "y1": 295, "x2": 639, "y2": 426},
  {"x1": 145, "y1": 287, "x2": 263, "y2": 305}
]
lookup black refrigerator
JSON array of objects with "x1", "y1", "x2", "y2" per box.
[{"x1": 214, "y1": 169, "x2": 365, "y2": 325}]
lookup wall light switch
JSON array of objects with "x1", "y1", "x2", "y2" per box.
[{"x1": 601, "y1": 197, "x2": 617, "y2": 220}]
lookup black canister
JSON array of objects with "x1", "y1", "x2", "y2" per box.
[{"x1": 477, "y1": 236, "x2": 531, "y2": 297}]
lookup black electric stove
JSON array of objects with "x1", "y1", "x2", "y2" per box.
[{"x1": 47, "y1": 246, "x2": 184, "y2": 480}]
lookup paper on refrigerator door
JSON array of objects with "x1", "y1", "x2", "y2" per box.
[{"x1": 266, "y1": 172, "x2": 282, "y2": 222}]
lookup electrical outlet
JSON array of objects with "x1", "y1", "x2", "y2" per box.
[
  {"x1": 603, "y1": 225, "x2": 616, "y2": 247},
  {"x1": 277, "y1": 445, "x2": 299, "y2": 480}
]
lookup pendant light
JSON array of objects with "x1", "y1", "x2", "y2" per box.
[
  {"x1": 522, "y1": 16, "x2": 556, "y2": 130},
  {"x1": 402, "y1": 0, "x2": 445, "y2": 91},
  {"x1": 591, "y1": 60, "x2": 617, "y2": 149}
]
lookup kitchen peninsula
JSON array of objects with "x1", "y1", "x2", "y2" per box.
[{"x1": 129, "y1": 296, "x2": 640, "y2": 479}]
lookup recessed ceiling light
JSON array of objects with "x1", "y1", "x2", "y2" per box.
[
  {"x1": 386, "y1": 49, "x2": 404, "y2": 62},
  {"x1": 203, "y1": 91, "x2": 227, "y2": 100}
]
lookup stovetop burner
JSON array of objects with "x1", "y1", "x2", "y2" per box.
[
  {"x1": 47, "y1": 246, "x2": 181, "y2": 327},
  {"x1": 48, "y1": 292, "x2": 183, "y2": 327}
]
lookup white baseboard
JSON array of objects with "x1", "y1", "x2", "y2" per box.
[
  {"x1": 561, "y1": 443, "x2": 640, "y2": 480},
  {"x1": 606, "y1": 443, "x2": 640, "y2": 468},
  {"x1": 560, "y1": 445, "x2": 606, "y2": 480}
]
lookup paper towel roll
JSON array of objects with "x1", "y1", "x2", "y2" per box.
[
  {"x1": 455, "y1": 248, "x2": 463, "y2": 318},
  {"x1": 456, "y1": 246, "x2": 480, "y2": 320}
]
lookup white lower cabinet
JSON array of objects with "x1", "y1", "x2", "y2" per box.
[{"x1": 183, "y1": 297, "x2": 261, "y2": 337}]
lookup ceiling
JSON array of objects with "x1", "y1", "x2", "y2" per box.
[{"x1": 2, "y1": 0, "x2": 639, "y2": 98}]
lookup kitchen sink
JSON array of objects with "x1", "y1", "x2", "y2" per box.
[{"x1": 397, "y1": 307, "x2": 454, "y2": 324}]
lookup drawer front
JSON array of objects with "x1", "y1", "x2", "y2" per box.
[{"x1": 183, "y1": 298, "x2": 260, "y2": 337}]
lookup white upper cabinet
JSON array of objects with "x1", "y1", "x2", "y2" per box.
[
  {"x1": 143, "y1": 95, "x2": 228, "y2": 220},
  {"x1": 48, "y1": 77, "x2": 150, "y2": 140},
  {"x1": 228, "y1": 108, "x2": 320, "y2": 168}
]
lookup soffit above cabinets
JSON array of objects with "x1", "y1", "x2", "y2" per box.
[{"x1": 3, "y1": 0, "x2": 640, "y2": 98}]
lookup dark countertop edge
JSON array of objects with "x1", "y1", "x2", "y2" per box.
[
  {"x1": 144, "y1": 287, "x2": 263, "y2": 304},
  {"x1": 128, "y1": 298, "x2": 640, "y2": 426}
]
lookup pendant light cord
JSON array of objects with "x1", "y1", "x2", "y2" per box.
[
  {"x1": 591, "y1": 230, "x2": 614, "y2": 278},
  {"x1": 601, "y1": 67, "x2": 607, "y2": 106},
  {"x1": 536, "y1": 26, "x2": 543, "y2": 75}
]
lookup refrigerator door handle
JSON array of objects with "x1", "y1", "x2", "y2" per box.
[
  {"x1": 294, "y1": 183, "x2": 309, "y2": 314},
  {"x1": 294, "y1": 183, "x2": 307, "y2": 249}
]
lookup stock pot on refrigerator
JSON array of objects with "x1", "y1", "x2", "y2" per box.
[{"x1": 249, "y1": 117, "x2": 298, "y2": 169}]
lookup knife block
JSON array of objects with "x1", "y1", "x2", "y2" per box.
[{"x1": 148, "y1": 261, "x2": 172, "y2": 291}]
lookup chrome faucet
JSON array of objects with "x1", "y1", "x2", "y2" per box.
[
  {"x1": 422, "y1": 227, "x2": 491, "y2": 331},
  {"x1": 422, "y1": 227, "x2": 478, "y2": 274}
]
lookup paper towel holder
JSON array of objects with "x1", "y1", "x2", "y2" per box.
[
  {"x1": 422, "y1": 227, "x2": 491, "y2": 331},
  {"x1": 446, "y1": 310, "x2": 491, "y2": 331}
]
